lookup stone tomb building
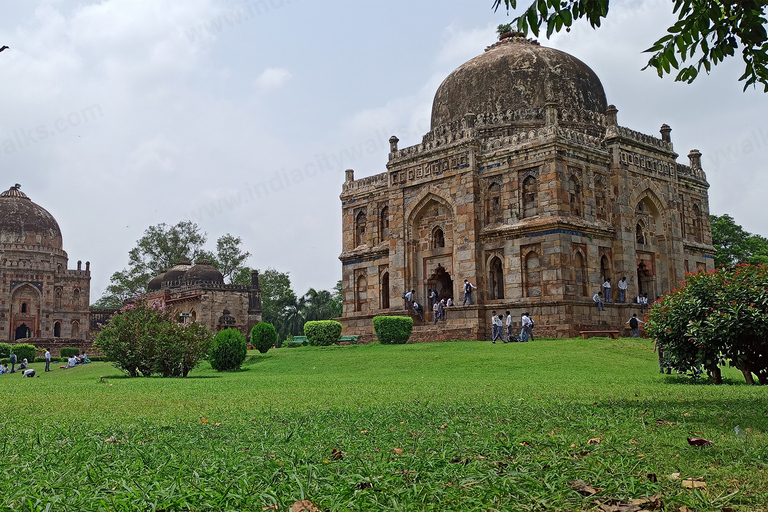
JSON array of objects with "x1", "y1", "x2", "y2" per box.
[
  {"x1": 339, "y1": 37, "x2": 714, "y2": 341},
  {"x1": 0, "y1": 185, "x2": 92, "y2": 350},
  {"x1": 145, "y1": 262, "x2": 262, "y2": 340}
]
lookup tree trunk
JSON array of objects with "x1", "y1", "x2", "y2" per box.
[{"x1": 705, "y1": 363, "x2": 722, "y2": 384}]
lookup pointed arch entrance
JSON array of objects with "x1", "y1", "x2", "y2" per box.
[
  {"x1": 406, "y1": 192, "x2": 456, "y2": 303},
  {"x1": 488, "y1": 256, "x2": 504, "y2": 300},
  {"x1": 11, "y1": 283, "x2": 41, "y2": 341},
  {"x1": 15, "y1": 323, "x2": 30, "y2": 340},
  {"x1": 426, "y1": 264, "x2": 454, "y2": 302}
]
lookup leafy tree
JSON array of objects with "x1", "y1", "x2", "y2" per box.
[
  {"x1": 258, "y1": 268, "x2": 298, "y2": 341},
  {"x1": 711, "y1": 214, "x2": 768, "y2": 267},
  {"x1": 94, "y1": 299, "x2": 213, "y2": 377},
  {"x1": 304, "y1": 287, "x2": 342, "y2": 321},
  {"x1": 645, "y1": 264, "x2": 768, "y2": 385},
  {"x1": 95, "y1": 222, "x2": 251, "y2": 307},
  {"x1": 492, "y1": 0, "x2": 768, "y2": 91},
  {"x1": 212, "y1": 234, "x2": 251, "y2": 284}
]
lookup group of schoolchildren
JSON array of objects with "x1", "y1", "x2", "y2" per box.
[
  {"x1": 0, "y1": 350, "x2": 91, "y2": 378},
  {"x1": 491, "y1": 311, "x2": 534, "y2": 343},
  {"x1": 592, "y1": 277, "x2": 651, "y2": 312},
  {"x1": 0, "y1": 354, "x2": 35, "y2": 377},
  {"x1": 403, "y1": 289, "x2": 455, "y2": 323}
]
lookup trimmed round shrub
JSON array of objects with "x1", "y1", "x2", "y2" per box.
[
  {"x1": 208, "y1": 328, "x2": 247, "y2": 371},
  {"x1": 60, "y1": 347, "x2": 81, "y2": 358},
  {"x1": 304, "y1": 320, "x2": 342, "y2": 346},
  {"x1": 250, "y1": 322, "x2": 278, "y2": 354},
  {"x1": 0, "y1": 343, "x2": 11, "y2": 359},
  {"x1": 372, "y1": 316, "x2": 413, "y2": 344},
  {"x1": 11, "y1": 343, "x2": 37, "y2": 363}
]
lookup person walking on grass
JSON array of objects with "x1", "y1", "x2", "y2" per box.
[
  {"x1": 506, "y1": 310, "x2": 513, "y2": 342},
  {"x1": 44, "y1": 348, "x2": 51, "y2": 372},
  {"x1": 491, "y1": 310, "x2": 503, "y2": 343},
  {"x1": 626, "y1": 313, "x2": 644, "y2": 337},
  {"x1": 521, "y1": 312, "x2": 533, "y2": 342}
]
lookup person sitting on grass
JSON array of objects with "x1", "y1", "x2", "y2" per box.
[
  {"x1": 66, "y1": 355, "x2": 78, "y2": 368},
  {"x1": 0, "y1": 364, "x2": 8, "y2": 374},
  {"x1": 17, "y1": 358, "x2": 28, "y2": 371}
]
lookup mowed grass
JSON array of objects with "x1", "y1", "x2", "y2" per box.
[{"x1": 1, "y1": 338, "x2": 766, "y2": 511}]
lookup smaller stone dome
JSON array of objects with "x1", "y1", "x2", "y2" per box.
[
  {"x1": 183, "y1": 260, "x2": 224, "y2": 284},
  {"x1": 147, "y1": 271, "x2": 167, "y2": 291},
  {"x1": 162, "y1": 261, "x2": 192, "y2": 285}
]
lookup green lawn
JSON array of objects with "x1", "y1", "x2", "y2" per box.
[{"x1": 1, "y1": 338, "x2": 766, "y2": 511}]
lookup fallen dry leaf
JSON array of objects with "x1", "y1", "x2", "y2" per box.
[
  {"x1": 629, "y1": 439, "x2": 639, "y2": 445},
  {"x1": 391, "y1": 448, "x2": 403, "y2": 455},
  {"x1": 360, "y1": 430, "x2": 369, "y2": 434},
  {"x1": 682, "y1": 478, "x2": 707, "y2": 489},
  {"x1": 679, "y1": 507, "x2": 692, "y2": 512},
  {"x1": 200, "y1": 417, "x2": 209, "y2": 424},
  {"x1": 330, "y1": 448, "x2": 344, "y2": 460},
  {"x1": 647, "y1": 473, "x2": 658, "y2": 483},
  {"x1": 519, "y1": 441, "x2": 532, "y2": 447},
  {"x1": 438, "y1": 424, "x2": 447, "y2": 430},
  {"x1": 588, "y1": 437, "x2": 602, "y2": 445},
  {"x1": 569, "y1": 480, "x2": 602, "y2": 496},
  {"x1": 290, "y1": 500, "x2": 320, "y2": 512},
  {"x1": 262, "y1": 506, "x2": 279, "y2": 511},
  {"x1": 668, "y1": 472, "x2": 681, "y2": 480}
]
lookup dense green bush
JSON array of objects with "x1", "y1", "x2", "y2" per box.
[
  {"x1": 60, "y1": 347, "x2": 81, "y2": 358},
  {"x1": 12, "y1": 344, "x2": 37, "y2": 363},
  {"x1": 0, "y1": 343, "x2": 11, "y2": 359},
  {"x1": 646, "y1": 263, "x2": 768, "y2": 385},
  {"x1": 250, "y1": 323, "x2": 278, "y2": 354},
  {"x1": 304, "y1": 320, "x2": 342, "y2": 346},
  {"x1": 209, "y1": 328, "x2": 248, "y2": 371},
  {"x1": 372, "y1": 316, "x2": 413, "y2": 344},
  {"x1": 95, "y1": 299, "x2": 213, "y2": 377}
]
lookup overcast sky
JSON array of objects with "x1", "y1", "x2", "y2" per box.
[{"x1": 2, "y1": 0, "x2": 766, "y2": 302}]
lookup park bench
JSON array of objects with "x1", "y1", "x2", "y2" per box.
[
  {"x1": 579, "y1": 330, "x2": 620, "y2": 340},
  {"x1": 339, "y1": 335, "x2": 359, "y2": 344},
  {"x1": 284, "y1": 336, "x2": 308, "y2": 347}
]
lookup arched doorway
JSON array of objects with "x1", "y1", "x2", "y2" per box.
[
  {"x1": 15, "y1": 323, "x2": 30, "y2": 340},
  {"x1": 380, "y1": 272, "x2": 390, "y2": 309},
  {"x1": 488, "y1": 256, "x2": 504, "y2": 300},
  {"x1": 427, "y1": 265, "x2": 453, "y2": 302}
]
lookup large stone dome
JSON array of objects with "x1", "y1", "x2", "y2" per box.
[
  {"x1": 183, "y1": 260, "x2": 224, "y2": 284},
  {"x1": 430, "y1": 36, "x2": 607, "y2": 128},
  {"x1": 0, "y1": 185, "x2": 63, "y2": 250}
]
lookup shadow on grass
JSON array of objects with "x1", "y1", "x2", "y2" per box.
[{"x1": 243, "y1": 354, "x2": 272, "y2": 366}]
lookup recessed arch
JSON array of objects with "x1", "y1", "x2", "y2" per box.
[
  {"x1": 488, "y1": 255, "x2": 504, "y2": 300},
  {"x1": 355, "y1": 210, "x2": 367, "y2": 247}
]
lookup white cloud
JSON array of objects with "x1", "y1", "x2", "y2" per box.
[{"x1": 253, "y1": 67, "x2": 292, "y2": 90}]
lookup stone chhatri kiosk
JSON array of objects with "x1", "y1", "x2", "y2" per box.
[{"x1": 339, "y1": 36, "x2": 714, "y2": 342}]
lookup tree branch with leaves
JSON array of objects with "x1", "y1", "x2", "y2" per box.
[{"x1": 493, "y1": 0, "x2": 768, "y2": 91}]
